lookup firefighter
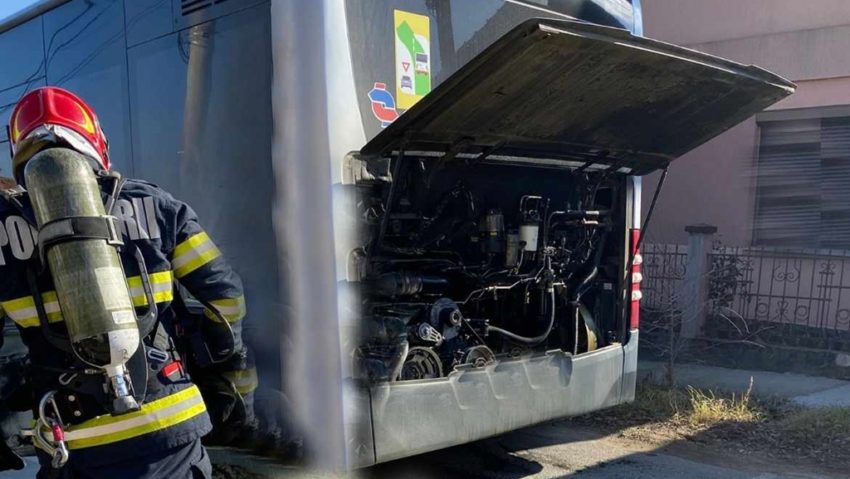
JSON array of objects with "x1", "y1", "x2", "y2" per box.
[{"x1": 0, "y1": 87, "x2": 257, "y2": 478}]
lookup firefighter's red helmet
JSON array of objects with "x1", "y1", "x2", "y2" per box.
[{"x1": 8, "y1": 87, "x2": 110, "y2": 180}]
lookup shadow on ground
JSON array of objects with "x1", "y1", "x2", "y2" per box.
[{"x1": 362, "y1": 400, "x2": 848, "y2": 479}]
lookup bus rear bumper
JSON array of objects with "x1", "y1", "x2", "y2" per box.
[{"x1": 356, "y1": 336, "x2": 637, "y2": 465}]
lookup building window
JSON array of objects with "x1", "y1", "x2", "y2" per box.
[{"x1": 755, "y1": 109, "x2": 850, "y2": 249}]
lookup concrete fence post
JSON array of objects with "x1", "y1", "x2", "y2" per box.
[{"x1": 680, "y1": 224, "x2": 718, "y2": 338}]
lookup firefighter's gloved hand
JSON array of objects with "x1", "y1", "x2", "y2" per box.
[
  {"x1": 192, "y1": 345, "x2": 257, "y2": 446},
  {"x1": 194, "y1": 369, "x2": 256, "y2": 447},
  {"x1": 0, "y1": 439, "x2": 24, "y2": 471}
]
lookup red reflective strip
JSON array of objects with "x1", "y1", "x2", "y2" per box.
[{"x1": 630, "y1": 228, "x2": 641, "y2": 330}]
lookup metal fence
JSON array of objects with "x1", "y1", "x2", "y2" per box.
[
  {"x1": 641, "y1": 243, "x2": 688, "y2": 311},
  {"x1": 711, "y1": 246, "x2": 850, "y2": 332},
  {"x1": 641, "y1": 242, "x2": 850, "y2": 334}
]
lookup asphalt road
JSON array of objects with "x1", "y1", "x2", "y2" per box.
[
  {"x1": 360, "y1": 423, "x2": 844, "y2": 479},
  {"x1": 3, "y1": 422, "x2": 844, "y2": 479},
  {"x1": 0, "y1": 456, "x2": 37, "y2": 479}
]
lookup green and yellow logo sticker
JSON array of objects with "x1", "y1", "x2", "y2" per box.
[{"x1": 394, "y1": 10, "x2": 431, "y2": 110}]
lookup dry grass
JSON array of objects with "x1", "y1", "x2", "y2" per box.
[
  {"x1": 586, "y1": 379, "x2": 768, "y2": 431},
  {"x1": 683, "y1": 378, "x2": 763, "y2": 426},
  {"x1": 572, "y1": 380, "x2": 850, "y2": 467}
]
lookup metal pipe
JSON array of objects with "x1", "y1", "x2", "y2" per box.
[
  {"x1": 180, "y1": 23, "x2": 215, "y2": 205},
  {"x1": 488, "y1": 285, "x2": 556, "y2": 346},
  {"x1": 487, "y1": 256, "x2": 556, "y2": 346}
]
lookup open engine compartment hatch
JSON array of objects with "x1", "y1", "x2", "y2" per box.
[{"x1": 360, "y1": 18, "x2": 795, "y2": 175}]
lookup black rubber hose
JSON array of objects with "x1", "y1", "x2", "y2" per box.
[
  {"x1": 488, "y1": 284, "x2": 556, "y2": 346},
  {"x1": 572, "y1": 231, "x2": 608, "y2": 355},
  {"x1": 571, "y1": 267, "x2": 599, "y2": 355}
]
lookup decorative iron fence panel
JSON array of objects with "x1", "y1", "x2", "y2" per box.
[
  {"x1": 710, "y1": 246, "x2": 850, "y2": 333},
  {"x1": 640, "y1": 241, "x2": 850, "y2": 352},
  {"x1": 641, "y1": 243, "x2": 688, "y2": 311}
]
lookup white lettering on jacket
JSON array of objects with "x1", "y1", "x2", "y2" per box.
[
  {"x1": 115, "y1": 197, "x2": 161, "y2": 242},
  {"x1": 0, "y1": 216, "x2": 37, "y2": 264},
  {"x1": 0, "y1": 196, "x2": 161, "y2": 264}
]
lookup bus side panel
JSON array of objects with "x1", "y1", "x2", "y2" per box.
[
  {"x1": 344, "y1": 0, "x2": 637, "y2": 144},
  {"x1": 42, "y1": 1, "x2": 134, "y2": 174},
  {"x1": 345, "y1": 381, "x2": 377, "y2": 467},
  {"x1": 370, "y1": 345, "x2": 624, "y2": 464}
]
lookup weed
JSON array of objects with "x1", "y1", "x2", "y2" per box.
[
  {"x1": 573, "y1": 379, "x2": 850, "y2": 467},
  {"x1": 684, "y1": 377, "x2": 764, "y2": 425}
]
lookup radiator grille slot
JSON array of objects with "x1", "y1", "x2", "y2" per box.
[
  {"x1": 176, "y1": 0, "x2": 261, "y2": 29},
  {"x1": 181, "y1": 0, "x2": 212, "y2": 16}
]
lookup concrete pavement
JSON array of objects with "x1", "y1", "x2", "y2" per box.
[
  {"x1": 792, "y1": 384, "x2": 850, "y2": 408},
  {"x1": 10, "y1": 433, "x2": 842, "y2": 479},
  {"x1": 639, "y1": 360, "x2": 850, "y2": 408},
  {"x1": 361, "y1": 422, "x2": 841, "y2": 479}
]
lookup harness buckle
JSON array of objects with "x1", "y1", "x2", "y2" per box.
[{"x1": 146, "y1": 347, "x2": 170, "y2": 364}]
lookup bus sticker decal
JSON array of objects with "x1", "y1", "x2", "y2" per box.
[
  {"x1": 394, "y1": 10, "x2": 431, "y2": 110},
  {"x1": 368, "y1": 82, "x2": 399, "y2": 128}
]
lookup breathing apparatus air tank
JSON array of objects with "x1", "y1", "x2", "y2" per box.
[{"x1": 24, "y1": 148, "x2": 140, "y2": 414}]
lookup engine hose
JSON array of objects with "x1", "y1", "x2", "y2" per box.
[
  {"x1": 573, "y1": 266, "x2": 599, "y2": 300},
  {"x1": 571, "y1": 270, "x2": 599, "y2": 355},
  {"x1": 488, "y1": 286, "x2": 556, "y2": 346},
  {"x1": 572, "y1": 301, "x2": 582, "y2": 356},
  {"x1": 572, "y1": 231, "x2": 608, "y2": 355}
]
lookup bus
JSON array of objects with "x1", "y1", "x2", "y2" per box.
[{"x1": 0, "y1": 0, "x2": 793, "y2": 470}]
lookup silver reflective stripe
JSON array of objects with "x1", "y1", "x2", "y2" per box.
[
  {"x1": 127, "y1": 281, "x2": 171, "y2": 298},
  {"x1": 63, "y1": 391, "x2": 205, "y2": 442},
  {"x1": 171, "y1": 238, "x2": 217, "y2": 270}
]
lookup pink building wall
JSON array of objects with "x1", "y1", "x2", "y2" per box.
[{"x1": 641, "y1": 0, "x2": 850, "y2": 246}]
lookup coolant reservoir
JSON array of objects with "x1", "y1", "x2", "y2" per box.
[{"x1": 519, "y1": 223, "x2": 539, "y2": 252}]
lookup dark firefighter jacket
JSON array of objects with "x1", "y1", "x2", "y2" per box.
[{"x1": 0, "y1": 178, "x2": 257, "y2": 466}]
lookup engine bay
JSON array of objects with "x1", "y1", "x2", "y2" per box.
[{"x1": 353, "y1": 157, "x2": 628, "y2": 383}]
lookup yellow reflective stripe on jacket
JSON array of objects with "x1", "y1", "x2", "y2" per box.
[
  {"x1": 171, "y1": 232, "x2": 221, "y2": 278},
  {"x1": 1, "y1": 291, "x2": 63, "y2": 328},
  {"x1": 63, "y1": 385, "x2": 207, "y2": 449},
  {"x1": 127, "y1": 271, "x2": 174, "y2": 307},
  {"x1": 203, "y1": 295, "x2": 246, "y2": 323},
  {"x1": 223, "y1": 367, "x2": 258, "y2": 395},
  {"x1": 1, "y1": 272, "x2": 174, "y2": 328}
]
